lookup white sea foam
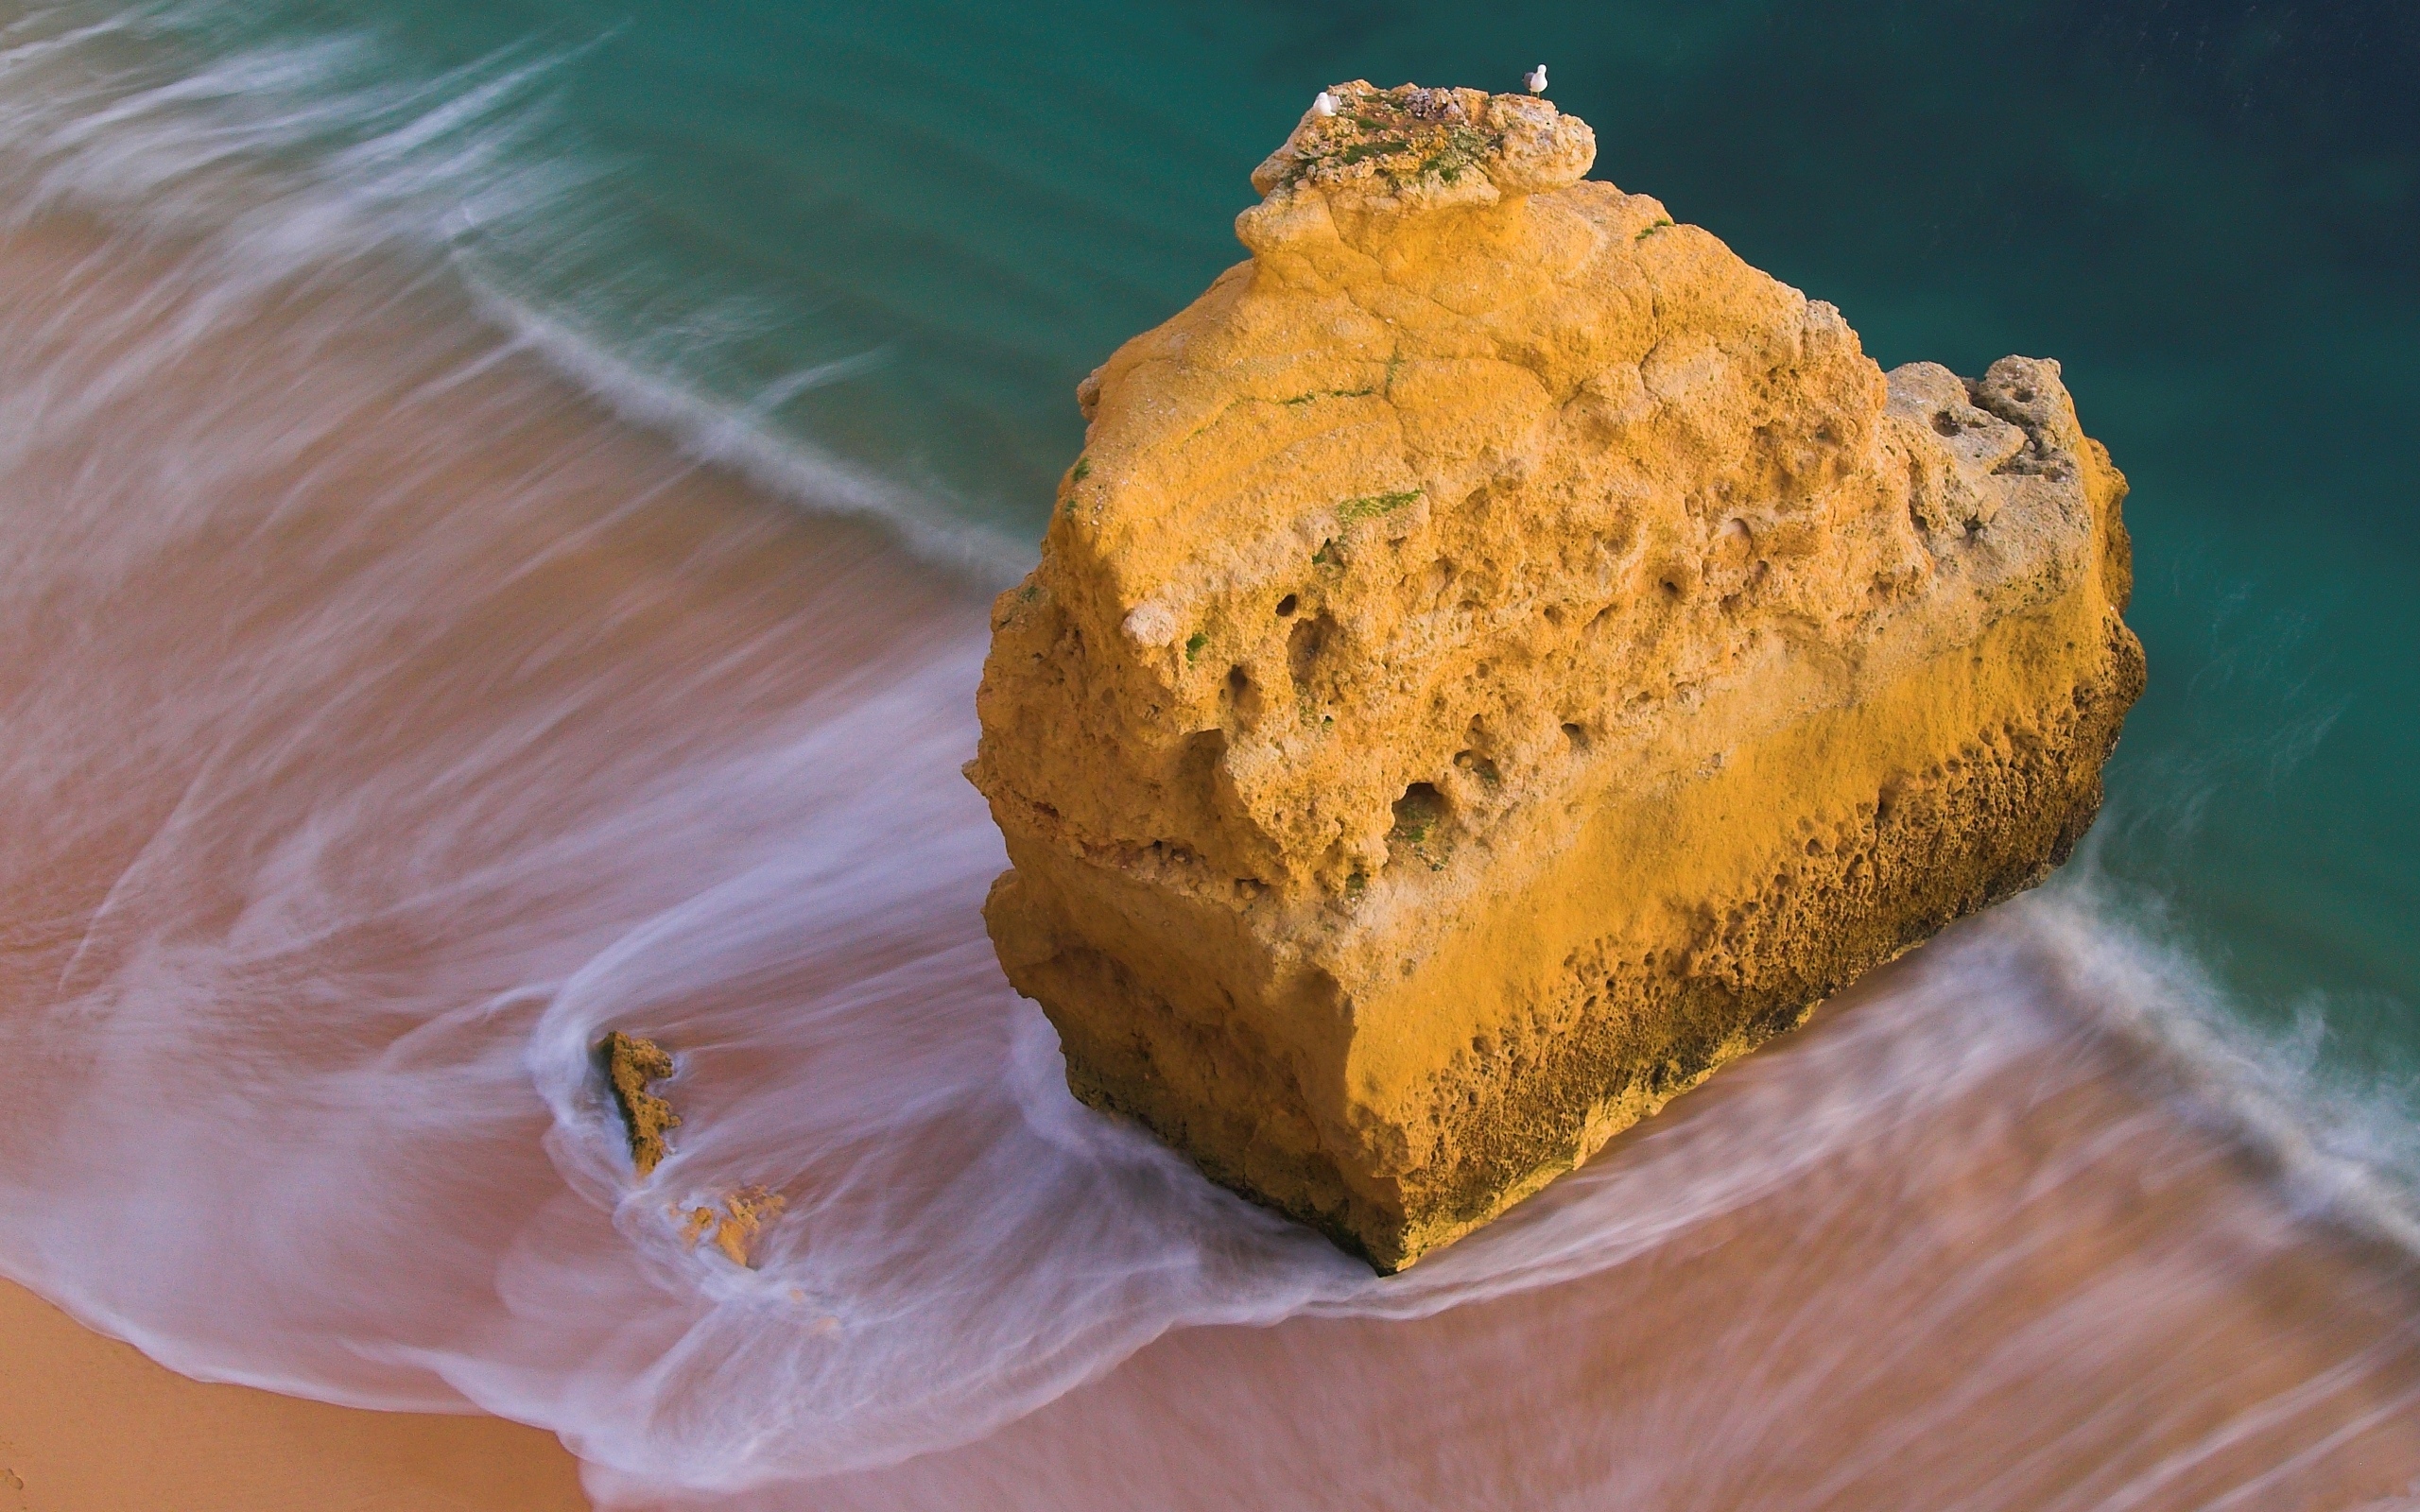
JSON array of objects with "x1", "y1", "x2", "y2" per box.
[
  {"x1": 473, "y1": 289, "x2": 1034, "y2": 583},
  {"x1": 2031, "y1": 866, "x2": 2420, "y2": 1257},
  {"x1": 0, "y1": 0, "x2": 1031, "y2": 584}
]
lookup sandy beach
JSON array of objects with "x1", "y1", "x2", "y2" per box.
[
  {"x1": 0, "y1": 1278, "x2": 585, "y2": 1511},
  {"x1": 9, "y1": 962, "x2": 2419, "y2": 1510}
]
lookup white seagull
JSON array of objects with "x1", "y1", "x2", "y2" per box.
[
  {"x1": 1524, "y1": 64, "x2": 1548, "y2": 94},
  {"x1": 1312, "y1": 90, "x2": 1339, "y2": 117}
]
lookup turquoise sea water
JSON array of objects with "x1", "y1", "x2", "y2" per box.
[
  {"x1": 151, "y1": 0, "x2": 2416, "y2": 1187},
  {"x1": 1, "y1": 0, "x2": 2415, "y2": 1500}
]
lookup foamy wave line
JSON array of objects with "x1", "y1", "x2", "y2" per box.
[
  {"x1": 0, "y1": 1, "x2": 579, "y2": 274},
  {"x1": 2031, "y1": 871, "x2": 2420, "y2": 1258},
  {"x1": 0, "y1": 0, "x2": 1032, "y2": 586},
  {"x1": 470, "y1": 286, "x2": 1034, "y2": 584}
]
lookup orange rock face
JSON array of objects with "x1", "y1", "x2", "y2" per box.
[
  {"x1": 968, "y1": 82, "x2": 2142, "y2": 1270},
  {"x1": 601, "y1": 1030, "x2": 679, "y2": 1177}
]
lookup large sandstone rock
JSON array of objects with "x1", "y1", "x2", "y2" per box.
[{"x1": 967, "y1": 82, "x2": 2142, "y2": 1271}]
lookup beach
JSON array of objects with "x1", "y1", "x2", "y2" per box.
[
  {"x1": 0, "y1": 1278, "x2": 585, "y2": 1511},
  {"x1": 1, "y1": 2, "x2": 2416, "y2": 1505}
]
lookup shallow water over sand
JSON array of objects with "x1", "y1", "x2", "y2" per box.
[{"x1": 0, "y1": 201, "x2": 2414, "y2": 1507}]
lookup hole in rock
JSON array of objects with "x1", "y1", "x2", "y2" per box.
[
  {"x1": 1657, "y1": 556, "x2": 1703, "y2": 601},
  {"x1": 1180, "y1": 728, "x2": 1227, "y2": 800},
  {"x1": 1275, "y1": 593, "x2": 1299, "y2": 617},
  {"x1": 1451, "y1": 749, "x2": 1502, "y2": 788},
  {"x1": 1224, "y1": 664, "x2": 1263, "y2": 723},
  {"x1": 1563, "y1": 722, "x2": 1589, "y2": 751},
  {"x1": 1288, "y1": 614, "x2": 1330, "y2": 688},
  {"x1": 1389, "y1": 782, "x2": 1450, "y2": 866},
  {"x1": 1932, "y1": 409, "x2": 1962, "y2": 437}
]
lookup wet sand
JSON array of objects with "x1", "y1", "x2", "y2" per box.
[
  {"x1": 0, "y1": 1276, "x2": 586, "y2": 1511},
  {"x1": 1, "y1": 205, "x2": 2416, "y2": 1510},
  {"x1": 0, "y1": 208, "x2": 967, "y2": 1508},
  {"x1": 9, "y1": 971, "x2": 2414, "y2": 1512},
  {"x1": 808, "y1": 977, "x2": 2420, "y2": 1510}
]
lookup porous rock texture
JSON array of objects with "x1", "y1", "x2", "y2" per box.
[
  {"x1": 968, "y1": 82, "x2": 2143, "y2": 1272},
  {"x1": 601, "y1": 1030, "x2": 679, "y2": 1177}
]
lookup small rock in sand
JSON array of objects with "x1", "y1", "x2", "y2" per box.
[{"x1": 599, "y1": 1030, "x2": 680, "y2": 1177}]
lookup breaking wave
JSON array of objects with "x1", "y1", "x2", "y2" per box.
[{"x1": 0, "y1": 0, "x2": 1029, "y2": 577}]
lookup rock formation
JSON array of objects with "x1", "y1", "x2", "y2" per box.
[
  {"x1": 967, "y1": 82, "x2": 2143, "y2": 1272},
  {"x1": 680, "y1": 1188, "x2": 786, "y2": 1268},
  {"x1": 601, "y1": 1030, "x2": 679, "y2": 1177}
]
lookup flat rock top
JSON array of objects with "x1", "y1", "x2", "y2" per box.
[{"x1": 1249, "y1": 81, "x2": 1597, "y2": 211}]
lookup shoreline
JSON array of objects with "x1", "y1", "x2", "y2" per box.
[
  {"x1": 0, "y1": 1276, "x2": 587, "y2": 1512},
  {"x1": 10, "y1": 946, "x2": 2418, "y2": 1511},
  {"x1": 789, "y1": 929, "x2": 2420, "y2": 1509},
  {"x1": 0, "y1": 205, "x2": 981, "y2": 1506}
]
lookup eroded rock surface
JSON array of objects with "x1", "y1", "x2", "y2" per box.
[
  {"x1": 601, "y1": 1030, "x2": 679, "y2": 1177},
  {"x1": 968, "y1": 81, "x2": 2143, "y2": 1271},
  {"x1": 680, "y1": 1188, "x2": 786, "y2": 1267}
]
